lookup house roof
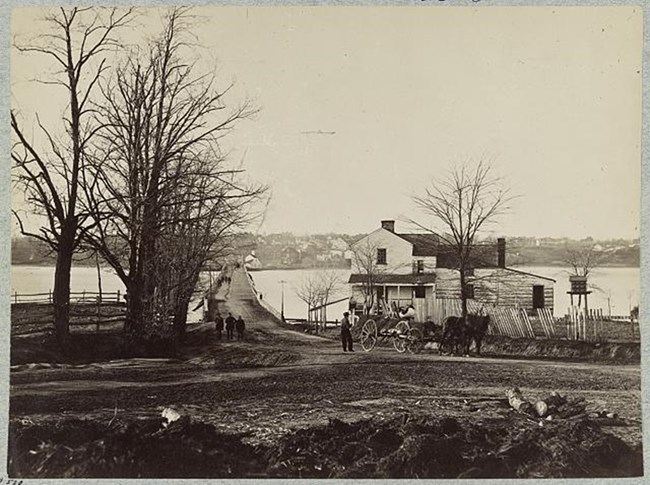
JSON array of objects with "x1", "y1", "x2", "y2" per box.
[
  {"x1": 348, "y1": 273, "x2": 436, "y2": 285},
  {"x1": 503, "y1": 267, "x2": 556, "y2": 283},
  {"x1": 394, "y1": 233, "x2": 440, "y2": 256}
]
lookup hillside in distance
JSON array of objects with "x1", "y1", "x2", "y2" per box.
[{"x1": 11, "y1": 234, "x2": 640, "y2": 269}]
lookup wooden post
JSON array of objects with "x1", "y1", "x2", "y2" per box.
[
  {"x1": 96, "y1": 294, "x2": 101, "y2": 333},
  {"x1": 14, "y1": 291, "x2": 17, "y2": 304}
]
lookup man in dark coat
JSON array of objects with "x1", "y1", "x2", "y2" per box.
[
  {"x1": 341, "y1": 311, "x2": 354, "y2": 352},
  {"x1": 225, "y1": 313, "x2": 236, "y2": 340},
  {"x1": 236, "y1": 316, "x2": 245, "y2": 340},
  {"x1": 215, "y1": 313, "x2": 224, "y2": 340}
]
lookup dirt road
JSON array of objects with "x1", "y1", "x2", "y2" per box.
[{"x1": 8, "y1": 267, "x2": 643, "y2": 478}]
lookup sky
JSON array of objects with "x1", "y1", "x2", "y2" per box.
[{"x1": 10, "y1": 6, "x2": 643, "y2": 240}]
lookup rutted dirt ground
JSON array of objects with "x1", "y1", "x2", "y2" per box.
[{"x1": 8, "y1": 268, "x2": 644, "y2": 478}]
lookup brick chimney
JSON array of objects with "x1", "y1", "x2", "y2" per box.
[
  {"x1": 497, "y1": 238, "x2": 506, "y2": 268},
  {"x1": 381, "y1": 220, "x2": 395, "y2": 232}
]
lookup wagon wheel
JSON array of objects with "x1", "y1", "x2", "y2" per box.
[
  {"x1": 393, "y1": 320, "x2": 410, "y2": 353},
  {"x1": 360, "y1": 319, "x2": 378, "y2": 352},
  {"x1": 406, "y1": 327, "x2": 424, "y2": 354}
]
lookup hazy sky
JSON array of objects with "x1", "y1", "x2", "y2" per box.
[{"x1": 11, "y1": 6, "x2": 642, "y2": 239}]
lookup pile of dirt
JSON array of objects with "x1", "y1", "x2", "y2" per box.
[
  {"x1": 480, "y1": 336, "x2": 640, "y2": 364},
  {"x1": 266, "y1": 414, "x2": 642, "y2": 479},
  {"x1": 9, "y1": 413, "x2": 642, "y2": 479},
  {"x1": 8, "y1": 416, "x2": 266, "y2": 478}
]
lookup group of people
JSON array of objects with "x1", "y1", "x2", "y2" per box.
[{"x1": 214, "y1": 312, "x2": 246, "y2": 340}]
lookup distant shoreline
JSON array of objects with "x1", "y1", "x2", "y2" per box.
[
  {"x1": 11, "y1": 262, "x2": 641, "y2": 270},
  {"x1": 247, "y1": 263, "x2": 642, "y2": 271}
]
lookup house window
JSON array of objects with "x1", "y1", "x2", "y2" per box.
[
  {"x1": 377, "y1": 248, "x2": 387, "y2": 265},
  {"x1": 464, "y1": 284, "x2": 475, "y2": 299},
  {"x1": 416, "y1": 260, "x2": 424, "y2": 274},
  {"x1": 533, "y1": 285, "x2": 545, "y2": 309},
  {"x1": 413, "y1": 285, "x2": 426, "y2": 299},
  {"x1": 464, "y1": 267, "x2": 475, "y2": 277}
]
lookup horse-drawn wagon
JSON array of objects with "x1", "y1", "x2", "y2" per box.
[
  {"x1": 353, "y1": 306, "x2": 489, "y2": 356},
  {"x1": 354, "y1": 307, "x2": 444, "y2": 354}
]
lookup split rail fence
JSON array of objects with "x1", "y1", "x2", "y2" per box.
[
  {"x1": 12, "y1": 290, "x2": 123, "y2": 305},
  {"x1": 11, "y1": 291, "x2": 126, "y2": 336}
]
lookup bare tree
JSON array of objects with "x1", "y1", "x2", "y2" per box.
[
  {"x1": 159, "y1": 165, "x2": 265, "y2": 340},
  {"x1": 294, "y1": 273, "x2": 323, "y2": 328},
  {"x1": 411, "y1": 161, "x2": 512, "y2": 318},
  {"x1": 563, "y1": 243, "x2": 607, "y2": 316},
  {"x1": 345, "y1": 238, "x2": 390, "y2": 315},
  {"x1": 564, "y1": 243, "x2": 606, "y2": 279},
  {"x1": 315, "y1": 270, "x2": 344, "y2": 332},
  {"x1": 11, "y1": 7, "x2": 133, "y2": 349},
  {"x1": 79, "y1": 8, "x2": 265, "y2": 350}
]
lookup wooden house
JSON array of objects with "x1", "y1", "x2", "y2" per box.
[
  {"x1": 244, "y1": 251, "x2": 262, "y2": 271},
  {"x1": 348, "y1": 220, "x2": 555, "y2": 322}
]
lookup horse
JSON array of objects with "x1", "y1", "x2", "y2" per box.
[
  {"x1": 441, "y1": 313, "x2": 491, "y2": 356},
  {"x1": 440, "y1": 316, "x2": 466, "y2": 355},
  {"x1": 464, "y1": 313, "x2": 490, "y2": 356}
]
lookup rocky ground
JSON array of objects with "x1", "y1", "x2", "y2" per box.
[{"x1": 7, "y1": 268, "x2": 644, "y2": 478}]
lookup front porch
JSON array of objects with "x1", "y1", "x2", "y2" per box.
[{"x1": 350, "y1": 283, "x2": 435, "y2": 323}]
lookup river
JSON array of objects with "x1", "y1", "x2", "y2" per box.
[
  {"x1": 248, "y1": 266, "x2": 640, "y2": 320},
  {"x1": 11, "y1": 265, "x2": 640, "y2": 320}
]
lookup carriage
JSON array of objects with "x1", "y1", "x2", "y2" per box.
[{"x1": 354, "y1": 310, "x2": 444, "y2": 354}]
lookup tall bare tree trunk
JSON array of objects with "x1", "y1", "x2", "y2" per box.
[
  {"x1": 125, "y1": 281, "x2": 145, "y2": 348},
  {"x1": 52, "y1": 235, "x2": 74, "y2": 349},
  {"x1": 460, "y1": 270, "x2": 468, "y2": 319},
  {"x1": 95, "y1": 252, "x2": 103, "y2": 302}
]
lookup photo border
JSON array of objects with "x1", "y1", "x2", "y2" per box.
[{"x1": 0, "y1": 1, "x2": 647, "y2": 484}]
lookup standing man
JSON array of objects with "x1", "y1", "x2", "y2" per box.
[
  {"x1": 225, "y1": 312, "x2": 236, "y2": 340},
  {"x1": 215, "y1": 313, "x2": 224, "y2": 340},
  {"x1": 341, "y1": 311, "x2": 354, "y2": 352},
  {"x1": 236, "y1": 315, "x2": 246, "y2": 340}
]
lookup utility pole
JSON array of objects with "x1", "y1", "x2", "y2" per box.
[
  {"x1": 606, "y1": 290, "x2": 612, "y2": 319},
  {"x1": 279, "y1": 280, "x2": 287, "y2": 321}
]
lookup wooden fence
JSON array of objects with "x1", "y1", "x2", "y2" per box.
[
  {"x1": 12, "y1": 293, "x2": 126, "y2": 337},
  {"x1": 431, "y1": 298, "x2": 639, "y2": 342},
  {"x1": 12, "y1": 312, "x2": 126, "y2": 337},
  {"x1": 585, "y1": 308, "x2": 635, "y2": 322},
  {"x1": 432, "y1": 298, "x2": 556, "y2": 340},
  {"x1": 12, "y1": 290, "x2": 123, "y2": 305},
  {"x1": 565, "y1": 307, "x2": 638, "y2": 342}
]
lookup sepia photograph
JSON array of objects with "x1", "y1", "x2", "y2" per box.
[{"x1": 5, "y1": 3, "x2": 644, "y2": 480}]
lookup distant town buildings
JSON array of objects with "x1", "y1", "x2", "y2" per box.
[{"x1": 10, "y1": 233, "x2": 640, "y2": 268}]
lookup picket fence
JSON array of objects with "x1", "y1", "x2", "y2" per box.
[{"x1": 431, "y1": 298, "x2": 557, "y2": 339}]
